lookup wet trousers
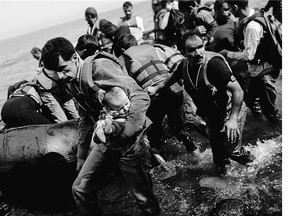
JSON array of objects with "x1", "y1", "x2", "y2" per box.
[
  {"x1": 205, "y1": 103, "x2": 247, "y2": 165},
  {"x1": 146, "y1": 88, "x2": 185, "y2": 148},
  {"x1": 245, "y1": 73, "x2": 278, "y2": 117},
  {"x1": 1, "y1": 96, "x2": 51, "y2": 128},
  {"x1": 72, "y1": 138, "x2": 160, "y2": 216}
]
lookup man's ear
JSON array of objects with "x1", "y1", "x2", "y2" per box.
[
  {"x1": 232, "y1": 4, "x2": 238, "y2": 12},
  {"x1": 72, "y1": 53, "x2": 78, "y2": 61}
]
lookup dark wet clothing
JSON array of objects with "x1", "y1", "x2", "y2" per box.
[
  {"x1": 173, "y1": 52, "x2": 248, "y2": 165},
  {"x1": 1, "y1": 96, "x2": 51, "y2": 128},
  {"x1": 146, "y1": 87, "x2": 186, "y2": 149}
]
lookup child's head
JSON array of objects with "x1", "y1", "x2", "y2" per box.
[
  {"x1": 31, "y1": 47, "x2": 42, "y2": 60},
  {"x1": 103, "y1": 87, "x2": 131, "y2": 116}
]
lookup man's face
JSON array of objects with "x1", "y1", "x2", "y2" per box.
[
  {"x1": 185, "y1": 36, "x2": 205, "y2": 65},
  {"x1": 57, "y1": 54, "x2": 78, "y2": 82},
  {"x1": 123, "y1": 6, "x2": 133, "y2": 19},
  {"x1": 216, "y1": 2, "x2": 231, "y2": 24}
]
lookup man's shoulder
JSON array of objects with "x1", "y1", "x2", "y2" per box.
[
  {"x1": 243, "y1": 9, "x2": 264, "y2": 31},
  {"x1": 206, "y1": 52, "x2": 229, "y2": 69},
  {"x1": 245, "y1": 19, "x2": 263, "y2": 33}
]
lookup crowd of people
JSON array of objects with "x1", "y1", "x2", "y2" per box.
[{"x1": 0, "y1": 0, "x2": 282, "y2": 215}]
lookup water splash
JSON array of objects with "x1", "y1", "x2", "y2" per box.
[{"x1": 150, "y1": 136, "x2": 282, "y2": 215}]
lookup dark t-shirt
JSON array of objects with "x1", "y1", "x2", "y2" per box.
[
  {"x1": 174, "y1": 56, "x2": 233, "y2": 90},
  {"x1": 206, "y1": 57, "x2": 233, "y2": 91}
]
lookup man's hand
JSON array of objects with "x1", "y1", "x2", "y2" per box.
[
  {"x1": 76, "y1": 158, "x2": 85, "y2": 173},
  {"x1": 222, "y1": 118, "x2": 239, "y2": 143},
  {"x1": 219, "y1": 49, "x2": 229, "y2": 58},
  {"x1": 146, "y1": 86, "x2": 159, "y2": 96}
]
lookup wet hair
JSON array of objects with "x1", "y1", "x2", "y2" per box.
[
  {"x1": 75, "y1": 34, "x2": 99, "y2": 58},
  {"x1": 104, "y1": 87, "x2": 128, "y2": 106},
  {"x1": 123, "y1": 1, "x2": 133, "y2": 8},
  {"x1": 31, "y1": 47, "x2": 41, "y2": 55},
  {"x1": 214, "y1": 0, "x2": 228, "y2": 11},
  {"x1": 41, "y1": 37, "x2": 75, "y2": 71},
  {"x1": 85, "y1": 7, "x2": 98, "y2": 18},
  {"x1": 226, "y1": 0, "x2": 248, "y2": 9},
  {"x1": 118, "y1": 33, "x2": 138, "y2": 51}
]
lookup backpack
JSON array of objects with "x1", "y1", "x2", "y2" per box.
[
  {"x1": 155, "y1": 8, "x2": 185, "y2": 47},
  {"x1": 166, "y1": 9, "x2": 186, "y2": 44},
  {"x1": 7, "y1": 80, "x2": 43, "y2": 106},
  {"x1": 243, "y1": 10, "x2": 282, "y2": 69},
  {"x1": 7, "y1": 80, "x2": 28, "y2": 99},
  {"x1": 190, "y1": 4, "x2": 214, "y2": 23}
]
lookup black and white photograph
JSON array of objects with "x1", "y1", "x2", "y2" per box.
[{"x1": 0, "y1": 0, "x2": 283, "y2": 215}]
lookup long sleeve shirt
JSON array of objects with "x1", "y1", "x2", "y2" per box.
[{"x1": 226, "y1": 9, "x2": 272, "y2": 77}]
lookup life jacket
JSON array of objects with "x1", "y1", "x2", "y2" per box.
[
  {"x1": 183, "y1": 51, "x2": 232, "y2": 118},
  {"x1": 34, "y1": 67, "x2": 62, "y2": 94},
  {"x1": 123, "y1": 44, "x2": 171, "y2": 89},
  {"x1": 67, "y1": 51, "x2": 127, "y2": 121},
  {"x1": 152, "y1": 44, "x2": 184, "y2": 73},
  {"x1": 9, "y1": 82, "x2": 43, "y2": 106},
  {"x1": 153, "y1": 44, "x2": 185, "y2": 92}
]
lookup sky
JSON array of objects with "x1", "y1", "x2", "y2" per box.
[{"x1": 0, "y1": 0, "x2": 146, "y2": 41}]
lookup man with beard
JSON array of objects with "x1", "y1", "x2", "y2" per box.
[{"x1": 149, "y1": 34, "x2": 254, "y2": 174}]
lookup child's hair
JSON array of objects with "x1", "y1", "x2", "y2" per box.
[
  {"x1": 103, "y1": 86, "x2": 127, "y2": 107},
  {"x1": 75, "y1": 34, "x2": 99, "y2": 58},
  {"x1": 31, "y1": 47, "x2": 41, "y2": 55}
]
